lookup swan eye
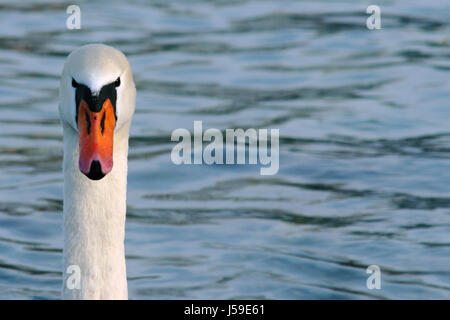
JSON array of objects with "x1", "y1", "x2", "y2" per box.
[
  {"x1": 72, "y1": 78, "x2": 79, "y2": 88},
  {"x1": 114, "y1": 77, "x2": 121, "y2": 87}
]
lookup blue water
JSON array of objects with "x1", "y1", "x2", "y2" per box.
[{"x1": 0, "y1": 0, "x2": 449, "y2": 299}]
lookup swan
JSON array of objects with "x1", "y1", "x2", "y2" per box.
[{"x1": 58, "y1": 44, "x2": 135, "y2": 299}]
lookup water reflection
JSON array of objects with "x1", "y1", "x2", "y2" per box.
[{"x1": 0, "y1": 0, "x2": 449, "y2": 299}]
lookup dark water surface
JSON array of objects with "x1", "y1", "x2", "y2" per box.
[{"x1": 0, "y1": 0, "x2": 449, "y2": 299}]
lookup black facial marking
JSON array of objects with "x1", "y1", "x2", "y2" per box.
[
  {"x1": 85, "y1": 110, "x2": 91, "y2": 135},
  {"x1": 73, "y1": 77, "x2": 118, "y2": 124},
  {"x1": 114, "y1": 77, "x2": 121, "y2": 87},
  {"x1": 101, "y1": 112, "x2": 106, "y2": 135}
]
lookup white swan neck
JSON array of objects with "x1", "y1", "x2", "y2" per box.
[{"x1": 62, "y1": 123, "x2": 130, "y2": 300}]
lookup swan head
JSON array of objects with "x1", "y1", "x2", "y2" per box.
[{"x1": 59, "y1": 44, "x2": 136, "y2": 180}]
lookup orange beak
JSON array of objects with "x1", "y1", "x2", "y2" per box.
[{"x1": 77, "y1": 99, "x2": 116, "y2": 180}]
